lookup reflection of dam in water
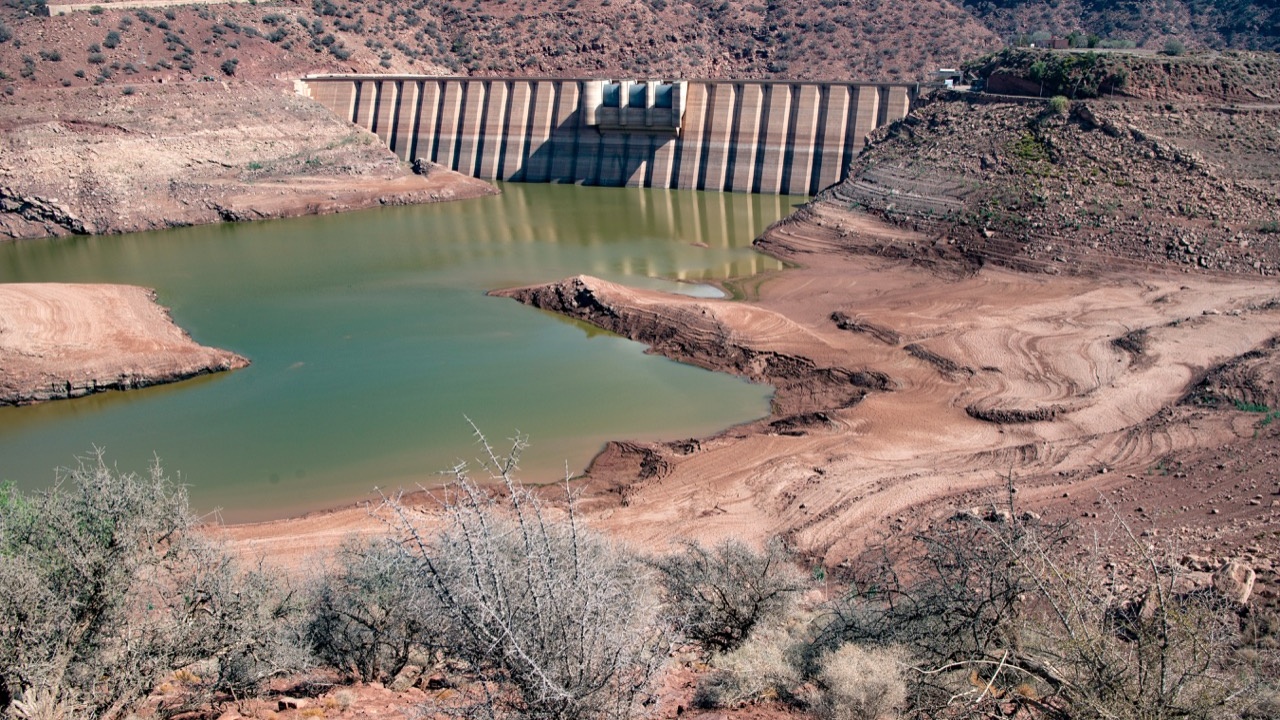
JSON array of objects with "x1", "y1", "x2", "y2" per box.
[
  {"x1": 301, "y1": 76, "x2": 918, "y2": 195},
  {"x1": 433, "y1": 182, "x2": 791, "y2": 282},
  {"x1": 0, "y1": 183, "x2": 791, "y2": 520}
]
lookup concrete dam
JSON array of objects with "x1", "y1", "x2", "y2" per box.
[{"x1": 300, "y1": 76, "x2": 919, "y2": 195}]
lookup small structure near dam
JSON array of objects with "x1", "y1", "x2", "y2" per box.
[{"x1": 300, "y1": 76, "x2": 919, "y2": 195}]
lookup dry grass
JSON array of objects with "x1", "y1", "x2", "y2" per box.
[{"x1": 815, "y1": 644, "x2": 906, "y2": 720}]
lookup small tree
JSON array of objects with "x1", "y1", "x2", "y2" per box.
[{"x1": 652, "y1": 538, "x2": 806, "y2": 653}]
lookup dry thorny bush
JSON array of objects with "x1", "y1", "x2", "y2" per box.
[
  {"x1": 805, "y1": 488, "x2": 1276, "y2": 719},
  {"x1": 378, "y1": 424, "x2": 669, "y2": 720}
]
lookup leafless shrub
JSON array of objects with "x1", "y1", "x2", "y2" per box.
[
  {"x1": 305, "y1": 537, "x2": 447, "y2": 682},
  {"x1": 651, "y1": 538, "x2": 807, "y2": 653},
  {"x1": 0, "y1": 452, "x2": 305, "y2": 720},
  {"x1": 386, "y1": 424, "x2": 668, "y2": 720},
  {"x1": 815, "y1": 644, "x2": 905, "y2": 720},
  {"x1": 807, "y1": 483, "x2": 1270, "y2": 719}
]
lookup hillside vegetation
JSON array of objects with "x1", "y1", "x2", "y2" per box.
[
  {"x1": 2, "y1": 447, "x2": 1276, "y2": 719},
  {"x1": 0, "y1": 0, "x2": 1000, "y2": 87},
  {"x1": 960, "y1": 0, "x2": 1280, "y2": 52}
]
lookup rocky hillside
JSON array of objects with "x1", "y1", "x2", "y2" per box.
[
  {"x1": 0, "y1": 0, "x2": 1000, "y2": 87},
  {"x1": 2, "y1": 0, "x2": 1280, "y2": 93},
  {"x1": 818, "y1": 50, "x2": 1280, "y2": 277},
  {"x1": 959, "y1": 0, "x2": 1280, "y2": 52}
]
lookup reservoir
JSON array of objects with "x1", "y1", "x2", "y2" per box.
[{"x1": 0, "y1": 184, "x2": 799, "y2": 521}]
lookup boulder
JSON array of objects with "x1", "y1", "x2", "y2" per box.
[{"x1": 1212, "y1": 561, "x2": 1255, "y2": 605}]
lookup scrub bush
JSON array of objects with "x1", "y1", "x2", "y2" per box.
[
  {"x1": 0, "y1": 453, "x2": 305, "y2": 720},
  {"x1": 815, "y1": 644, "x2": 906, "y2": 720},
  {"x1": 385, "y1": 425, "x2": 668, "y2": 720},
  {"x1": 805, "y1": 487, "x2": 1270, "y2": 719},
  {"x1": 306, "y1": 538, "x2": 446, "y2": 682},
  {"x1": 651, "y1": 538, "x2": 806, "y2": 653}
]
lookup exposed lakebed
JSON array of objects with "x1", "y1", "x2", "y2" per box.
[{"x1": 0, "y1": 184, "x2": 799, "y2": 521}]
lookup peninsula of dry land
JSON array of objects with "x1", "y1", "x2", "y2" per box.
[{"x1": 0, "y1": 283, "x2": 249, "y2": 404}]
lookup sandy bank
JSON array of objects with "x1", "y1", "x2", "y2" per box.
[
  {"x1": 494, "y1": 202, "x2": 1280, "y2": 565},
  {"x1": 0, "y1": 283, "x2": 249, "y2": 405}
]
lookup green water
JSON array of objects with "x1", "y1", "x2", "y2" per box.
[{"x1": 0, "y1": 183, "x2": 798, "y2": 521}]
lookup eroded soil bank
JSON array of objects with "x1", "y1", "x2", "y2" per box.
[
  {"x1": 0, "y1": 83, "x2": 495, "y2": 240},
  {"x1": 0, "y1": 283, "x2": 248, "y2": 405}
]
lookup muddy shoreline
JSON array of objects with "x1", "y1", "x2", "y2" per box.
[{"x1": 224, "y1": 194, "x2": 1280, "y2": 592}]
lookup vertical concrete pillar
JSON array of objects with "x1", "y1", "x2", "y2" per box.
[
  {"x1": 501, "y1": 81, "x2": 533, "y2": 180},
  {"x1": 730, "y1": 83, "x2": 764, "y2": 193},
  {"x1": 623, "y1": 134, "x2": 650, "y2": 187},
  {"x1": 545, "y1": 83, "x2": 586, "y2": 184},
  {"x1": 599, "y1": 131, "x2": 627, "y2": 186},
  {"x1": 649, "y1": 136, "x2": 677, "y2": 189},
  {"x1": 885, "y1": 85, "x2": 911, "y2": 123},
  {"x1": 456, "y1": 80, "x2": 488, "y2": 176},
  {"x1": 391, "y1": 81, "x2": 420, "y2": 161},
  {"x1": 644, "y1": 81, "x2": 657, "y2": 127},
  {"x1": 415, "y1": 81, "x2": 442, "y2": 164},
  {"x1": 850, "y1": 85, "x2": 880, "y2": 155},
  {"x1": 814, "y1": 85, "x2": 850, "y2": 191},
  {"x1": 372, "y1": 80, "x2": 399, "y2": 145},
  {"x1": 354, "y1": 80, "x2": 379, "y2": 131},
  {"x1": 523, "y1": 81, "x2": 557, "y2": 182},
  {"x1": 582, "y1": 80, "x2": 603, "y2": 126},
  {"x1": 756, "y1": 84, "x2": 792, "y2": 194},
  {"x1": 699, "y1": 83, "x2": 736, "y2": 192},
  {"x1": 434, "y1": 80, "x2": 465, "y2": 169},
  {"x1": 785, "y1": 84, "x2": 821, "y2": 195},
  {"x1": 674, "y1": 82, "x2": 709, "y2": 190},
  {"x1": 477, "y1": 81, "x2": 509, "y2": 179}
]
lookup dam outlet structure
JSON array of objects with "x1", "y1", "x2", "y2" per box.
[{"x1": 300, "y1": 76, "x2": 919, "y2": 195}]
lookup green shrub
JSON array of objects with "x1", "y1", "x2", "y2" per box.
[
  {"x1": 1048, "y1": 95, "x2": 1069, "y2": 114},
  {"x1": 1163, "y1": 38, "x2": 1187, "y2": 56},
  {"x1": 220, "y1": 57, "x2": 238, "y2": 75}
]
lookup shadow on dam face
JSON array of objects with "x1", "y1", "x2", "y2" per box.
[{"x1": 301, "y1": 76, "x2": 920, "y2": 195}]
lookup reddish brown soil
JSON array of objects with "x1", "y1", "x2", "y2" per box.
[{"x1": 0, "y1": 283, "x2": 248, "y2": 404}]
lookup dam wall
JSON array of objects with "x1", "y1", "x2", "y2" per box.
[{"x1": 300, "y1": 76, "x2": 918, "y2": 195}]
